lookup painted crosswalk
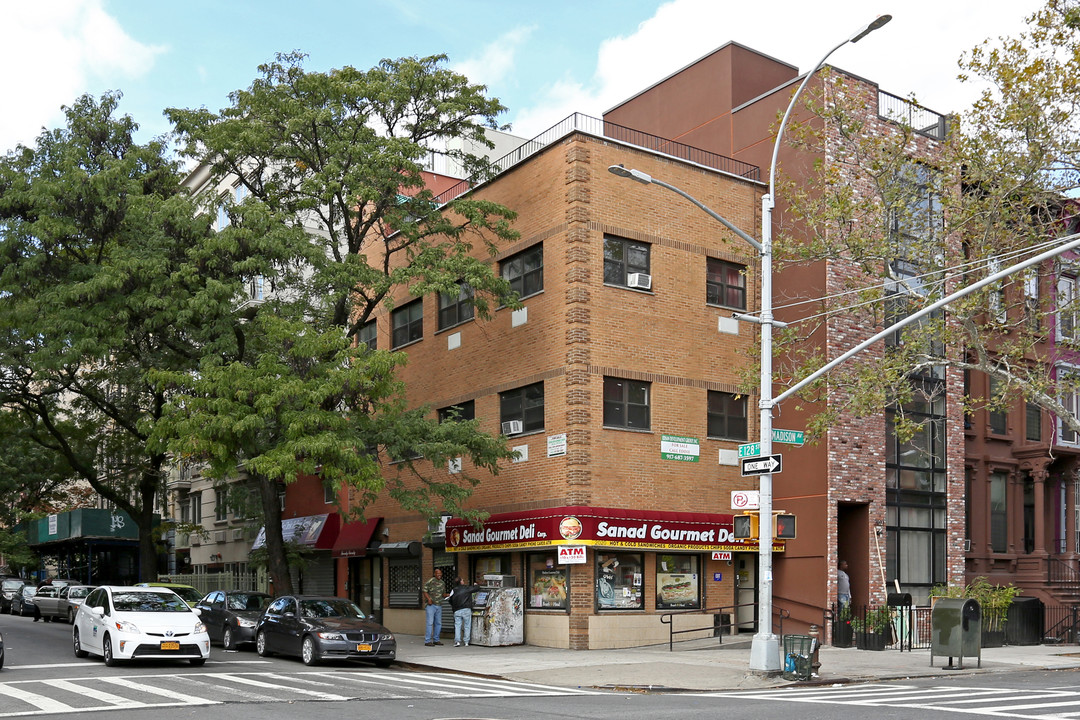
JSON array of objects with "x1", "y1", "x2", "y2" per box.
[
  {"x1": 703, "y1": 683, "x2": 1080, "y2": 719},
  {"x1": 0, "y1": 669, "x2": 605, "y2": 716}
]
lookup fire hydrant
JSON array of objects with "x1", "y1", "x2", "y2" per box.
[{"x1": 807, "y1": 624, "x2": 821, "y2": 676}]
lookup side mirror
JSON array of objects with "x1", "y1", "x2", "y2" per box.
[
  {"x1": 191, "y1": 607, "x2": 202, "y2": 616},
  {"x1": 90, "y1": 606, "x2": 106, "y2": 617}
]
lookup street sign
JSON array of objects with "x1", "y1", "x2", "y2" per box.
[
  {"x1": 740, "y1": 454, "x2": 782, "y2": 476},
  {"x1": 731, "y1": 490, "x2": 760, "y2": 510},
  {"x1": 738, "y1": 429, "x2": 804, "y2": 457}
]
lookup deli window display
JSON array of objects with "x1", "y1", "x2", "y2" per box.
[
  {"x1": 528, "y1": 554, "x2": 568, "y2": 609},
  {"x1": 596, "y1": 552, "x2": 644, "y2": 610},
  {"x1": 656, "y1": 553, "x2": 701, "y2": 609}
]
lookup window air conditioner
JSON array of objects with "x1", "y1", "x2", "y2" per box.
[
  {"x1": 190, "y1": 535, "x2": 201, "y2": 546},
  {"x1": 501, "y1": 420, "x2": 523, "y2": 435},
  {"x1": 964, "y1": 539, "x2": 971, "y2": 552},
  {"x1": 214, "y1": 530, "x2": 227, "y2": 544},
  {"x1": 627, "y1": 273, "x2": 652, "y2": 290}
]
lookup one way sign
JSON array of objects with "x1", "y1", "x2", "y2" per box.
[{"x1": 740, "y1": 454, "x2": 782, "y2": 476}]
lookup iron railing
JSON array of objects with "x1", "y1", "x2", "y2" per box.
[
  {"x1": 878, "y1": 90, "x2": 948, "y2": 141},
  {"x1": 433, "y1": 113, "x2": 761, "y2": 206},
  {"x1": 659, "y1": 602, "x2": 787, "y2": 651},
  {"x1": 1049, "y1": 557, "x2": 1080, "y2": 590}
]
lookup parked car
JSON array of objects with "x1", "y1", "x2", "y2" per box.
[
  {"x1": 196, "y1": 590, "x2": 272, "y2": 650},
  {"x1": 59, "y1": 585, "x2": 95, "y2": 624},
  {"x1": 1, "y1": 579, "x2": 24, "y2": 614},
  {"x1": 255, "y1": 595, "x2": 395, "y2": 667},
  {"x1": 72, "y1": 585, "x2": 210, "y2": 667},
  {"x1": 134, "y1": 582, "x2": 202, "y2": 608},
  {"x1": 33, "y1": 584, "x2": 64, "y2": 622},
  {"x1": 11, "y1": 586, "x2": 36, "y2": 616}
]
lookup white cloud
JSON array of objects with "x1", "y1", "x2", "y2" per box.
[
  {"x1": 453, "y1": 25, "x2": 536, "y2": 90},
  {"x1": 509, "y1": 0, "x2": 1045, "y2": 139},
  {"x1": 0, "y1": 0, "x2": 165, "y2": 153}
]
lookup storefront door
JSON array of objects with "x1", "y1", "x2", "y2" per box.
[
  {"x1": 734, "y1": 552, "x2": 757, "y2": 633},
  {"x1": 349, "y1": 556, "x2": 382, "y2": 623}
]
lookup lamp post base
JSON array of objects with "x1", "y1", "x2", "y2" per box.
[{"x1": 749, "y1": 632, "x2": 782, "y2": 674}]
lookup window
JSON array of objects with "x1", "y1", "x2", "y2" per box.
[
  {"x1": 596, "y1": 552, "x2": 644, "y2": 610},
  {"x1": 889, "y1": 163, "x2": 943, "y2": 296},
  {"x1": 603, "y1": 377, "x2": 650, "y2": 430},
  {"x1": 1026, "y1": 402, "x2": 1042, "y2": 442},
  {"x1": 438, "y1": 282, "x2": 474, "y2": 330},
  {"x1": 988, "y1": 375, "x2": 1007, "y2": 434},
  {"x1": 391, "y1": 300, "x2": 423, "y2": 348},
  {"x1": 387, "y1": 558, "x2": 422, "y2": 608},
  {"x1": 987, "y1": 258, "x2": 1008, "y2": 323},
  {"x1": 189, "y1": 492, "x2": 203, "y2": 524},
  {"x1": 1060, "y1": 369, "x2": 1080, "y2": 445},
  {"x1": 323, "y1": 481, "x2": 335, "y2": 504},
  {"x1": 1058, "y1": 274, "x2": 1079, "y2": 341},
  {"x1": 706, "y1": 259, "x2": 746, "y2": 310},
  {"x1": 438, "y1": 400, "x2": 475, "y2": 423},
  {"x1": 707, "y1": 391, "x2": 748, "y2": 440},
  {"x1": 656, "y1": 554, "x2": 701, "y2": 610},
  {"x1": 990, "y1": 471, "x2": 1008, "y2": 552},
  {"x1": 502, "y1": 245, "x2": 543, "y2": 299},
  {"x1": 1024, "y1": 271, "x2": 1040, "y2": 330},
  {"x1": 499, "y1": 382, "x2": 544, "y2": 433},
  {"x1": 603, "y1": 235, "x2": 650, "y2": 288},
  {"x1": 214, "y1": 488, "x2": 228, "y2": 522},
  {"x1": 355, "y1": 319, "x2": 377, "y2": 351},
  {"x1": 527, "y1": 553, "x2": 567, "y2": 610}
]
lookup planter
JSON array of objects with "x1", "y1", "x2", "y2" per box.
[
  {"x1": 855, "y1": 630, "x2": 887, "y2": 651},
  {"x1": 982, "y1": 629, "x2": 1005, "y2": 648},
  {"x1": 832, "y1": 622, "x2": 853, "y2": 648}
]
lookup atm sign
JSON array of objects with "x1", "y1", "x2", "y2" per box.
[{"x1": 558, "y1": 545, "x2": 587, "y2": 564}]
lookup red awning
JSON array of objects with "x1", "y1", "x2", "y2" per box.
[{"x1": 332, "y1": 517, "x2": 382, "y2": 559}]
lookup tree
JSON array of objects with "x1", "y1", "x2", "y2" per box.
[
  {"x1": 0, "y1": 93, "x2": 221, "y2": 581},
  {"x1": 161, "y1": 53, "x2": 521, "y2": 594},
  {"x1": 771, "y1": 0, "x2": 1080, "y2": 441}
]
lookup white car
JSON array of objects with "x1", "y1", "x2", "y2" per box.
[{"x1": 72, "y1": 585, "x2": 210, "y2": 666}]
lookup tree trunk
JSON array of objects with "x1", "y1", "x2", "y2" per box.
[
  {"x1": 258, "y1": 475, "x2": 293, "y2": 595},
  {"x1": 138, "y1": 474, "x2": 160, "y2": 582}
]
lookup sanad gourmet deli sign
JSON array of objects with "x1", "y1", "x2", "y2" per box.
[{"x1": 444, "y1": 506, "x2": 783, "y2": 553}]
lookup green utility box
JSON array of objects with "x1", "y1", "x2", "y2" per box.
[
  {"x1": 782, "y1": 634, "x2": 814, "y2": 681},
  {"x1": 930, "y1": 598, "x2": 981, "y2": 669}
]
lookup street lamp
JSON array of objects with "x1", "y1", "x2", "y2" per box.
[{"x1": 609, "y1": 14, "x2": 891, "y2": 673}]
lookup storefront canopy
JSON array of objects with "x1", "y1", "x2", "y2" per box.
[
  {"x1": 445, "y1": 505, "x2": 784, "y2": 553},
  {"x1": 331, "y1": 517, "x2": 382, "y2": 558},
  {"x1": 252, "y1": 513, "x2": 340, "y2": 551}
]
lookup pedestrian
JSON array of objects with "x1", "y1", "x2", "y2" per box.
[
  {"x1": 422, "y1": 567, "x2": 445, "y2": 646},
  {"x1": 446, "y1": 576, "x2": 481, "y2": 647},
  {"x1": 837, "y1": 560, "x2": 851, "y2": 609}
]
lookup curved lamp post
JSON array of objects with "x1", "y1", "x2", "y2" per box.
[{"x1": 609, "y1": 14, "x2": 891, "y2": 673}]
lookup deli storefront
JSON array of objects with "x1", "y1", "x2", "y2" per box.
[{"x1": 445, "y1": 506, "x2": 784, "y2": 650}]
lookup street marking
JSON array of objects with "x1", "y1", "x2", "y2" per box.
[
  {"x1": 212, "y1": 672, "x2": 353, "y2": 701},
  {"x1": 97, "y1": 676, "x2": 221, "y2": 704},
  {"x1": 0, "y1": 684, "x2": 74, "y2": 713}
]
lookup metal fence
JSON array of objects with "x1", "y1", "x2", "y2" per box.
[
  {"x1": 158, "y1": 572, "x2": 262, "y2": 596},
  {"x1": 877, "y1": 90, "x2": 949, "y2": 141}
]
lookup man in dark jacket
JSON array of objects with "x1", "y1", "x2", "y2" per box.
[{"x1": 446, "y1": 576, "x2": 481, "y2": 647}]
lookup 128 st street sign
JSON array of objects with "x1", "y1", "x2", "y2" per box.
[{"x1": 740, "y1": 454, "x2": 782, "y2": 476}]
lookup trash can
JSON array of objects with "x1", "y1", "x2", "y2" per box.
[
  {"x1": 782, "y1": 634, "x2": 814, "y2": 681},
  {"x1": 887, "y1": 593, "x2": 912, "y2": 651},
  {"x1": 1006, "y1": 597, "x2": 1044, "y2": 646},
  {"x1": 930, "y1": 598, "x2": 981, "y2": 669}
]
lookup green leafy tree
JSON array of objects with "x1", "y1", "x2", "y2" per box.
[
  {"x1": 161, "y1": 53, "x2": 520, "y2": 594},
  {"x1": 0, "y1": 93, "x2": 221, "y2": 581}
]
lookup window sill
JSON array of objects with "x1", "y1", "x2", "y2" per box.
[
  {"x1": 706, "y1": 302, "x2": 747, "y2": 313},
  {"x1": 708, "y1": 436, "x2": 750, "y2": 443},
  {"x1": 603, "y1": 282, "x2": 654, "y2": 295},
  {"x1": 505, "y1": 428, "x2": 545, "y2": 439},
  {"x1": 391, "y1": 338, "x2": 423, "y2": 351},
  {"x1": 434, "y1": 318, "x2": 475, "y2": 335},
  {"x1": 602, "y1": 426, "x2": 653, "y2": 434},
  {"x1": 499, "y1": 289, "x2": 544, "y2": 309}
]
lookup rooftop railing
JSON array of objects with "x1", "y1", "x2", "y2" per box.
[{"x1": 878, "y1": 90, "x2": 949, "y2": 141}]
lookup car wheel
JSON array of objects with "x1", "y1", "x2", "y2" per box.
[
  {"x1": 68, "y1": 609, "x2": 75, "y2": 624},
  {"x1": 223, "y1": 626, "x2": 235, "y2": 650},
  {"x1": 189, "y1": 657, "x2": 206, "y2": 667},
  {"x1": 73, "y1": 628, "x2": 88, "y2": 658},
  {"x1": 256, "y1": 630, "x2": 271, "y2": 657},
  {"x1": 301, "y1": 635, "x2": 320, "y2": 666},
  {"x1": 103, "y1": 635, "x2": 118, "y2": 667}
]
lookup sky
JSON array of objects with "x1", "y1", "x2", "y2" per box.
[{"x1": 0, "y1": 0, "x2": 1048, "y2": 157}]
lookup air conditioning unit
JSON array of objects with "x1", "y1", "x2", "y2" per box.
[
  {"x1": 501, "y1": 420, "x2": 523, "y2": 435},
  {"x1": 190, "y1": 535, "x2": 201, "y2": 546},
  {"x1": 230, "y1": 528, "x2": 245, "y2": 541},
  {"x1": 214, "y1": 530, "x2": 227, "y2": 544},
  {"x1": 627, "y1": 273, "x2": 652, "y2": 290}
]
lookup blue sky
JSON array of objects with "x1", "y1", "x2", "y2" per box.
[{"x1": 0, "y1": 0, "x2": 1045, "y2": 155}]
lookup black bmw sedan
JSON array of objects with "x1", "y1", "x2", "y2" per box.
[
  {"x1": 255, "y1": 595, "x2": 395, "y2": 667},
  {"x1": 195, "y1": 590, "x2": 273, "y2": 649}
]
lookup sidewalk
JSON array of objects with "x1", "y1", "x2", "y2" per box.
[{"x1": 393, "y1": 634, "x2": 1080, "y2": 692}]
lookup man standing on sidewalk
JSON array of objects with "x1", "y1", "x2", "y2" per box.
[
  {"x1": 423, "y1": 567, "x2": 445, "y2": 646},
  {"x1": 447, "y1": 576, "x2": 481, "y2": 647}
]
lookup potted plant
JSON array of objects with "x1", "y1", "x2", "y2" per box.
[
  {"x1": 852, "y1": 605, "x2": 892, "y2": 650},
  {"x1": 832, "y1": 603, "x2": 854, "y2": 648},
  {"x1": 931, "y1": 577, "x2": 1019, "y2": 648}
]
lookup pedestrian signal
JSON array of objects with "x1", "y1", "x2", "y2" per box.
[
  {"x1": 774, "y1": 513, "x2": 796, "y2": 540},
  {"x1": 733, "y1": 513, "x2": 758, "y2": 539}
]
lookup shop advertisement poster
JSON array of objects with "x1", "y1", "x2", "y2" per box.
[
  {"x1": 547, "y1": 433, "x2": 567, "y2": 457},
  {"x1": 661, "y1": 435, "x2": 700, "y2": 462}
]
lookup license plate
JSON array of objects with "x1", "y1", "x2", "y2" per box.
[
  {"x1": 356, "y1": 643, "x2": 372, "y2": 652},
  {"x1": 160, "y1": 641, "x2": 180, "y2": 650}
]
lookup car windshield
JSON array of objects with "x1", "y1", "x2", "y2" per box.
[
  {"x1": 165, "y1": 586, "x2": 202, "y2": 603},
  {"x1": 299, "y1": 599, "x2": 366, "y2": 619},
  {"x1": 69, "y1": 587, "x2": 91, "y2": 599},
  {"x1": 22, "y1": 588, "x2": 37, "y2": 598},
  {"x1": 2, "y1": 579, "x2": 23, "y2": 591},
  {"x1": 112, "y1": 591, "x2": 191, "y2": 612},
  {"x1": 227, "y1": 593, "x2": 270, "y2": 612}
]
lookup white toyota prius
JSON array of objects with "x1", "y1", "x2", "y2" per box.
[{"x1": 73, "y1": 585, "x2": 210, "y2": 666}]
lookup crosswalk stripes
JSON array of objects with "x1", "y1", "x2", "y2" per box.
[
  {"x1": 699, "y1": 683, "x2": 1080, "y2": 719},
  {"x1": 0, "y1": 670, "x2": 605, "y2": 716}
]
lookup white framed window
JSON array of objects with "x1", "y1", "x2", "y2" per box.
[
  {"x1": 1058, "y1": 274, "x2": 1079, "y2": 341},
  {"x1": 1057, "y1": 364, "x2": 1080, "y2": 446}
]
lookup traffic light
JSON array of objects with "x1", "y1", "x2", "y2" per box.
[
  {"x1": 774, "y1": 513, "x2": 797, "y2": 540},
  {"x1": 733, "y1": 513, "x2": 759, "y2": 539}
]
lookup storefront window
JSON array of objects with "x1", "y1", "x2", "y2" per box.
[
  {"x1": 656, "y1": 554, "x2": 701, "y2": 610},
  {"x1": 527, "y1": 553, "x2": 567, "y2": 609},
  {"x1": 471, "y1": 554, "x2": 511, "y2": 584},
  {"x1": 596, "y1": 552, "x2": 644, "y2": 610}
]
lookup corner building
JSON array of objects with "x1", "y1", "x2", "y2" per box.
[{"x1": 344, "y1": 120, "x2": 776, "y2": 649}]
